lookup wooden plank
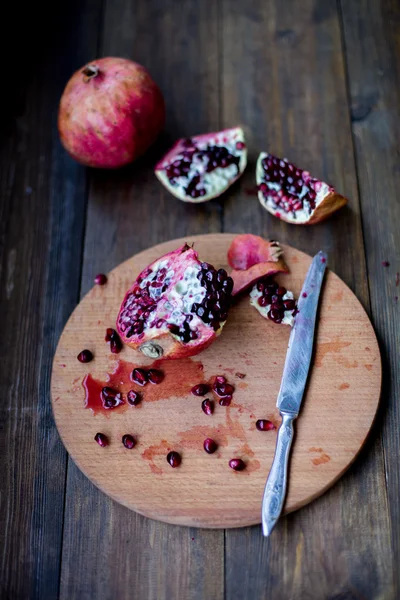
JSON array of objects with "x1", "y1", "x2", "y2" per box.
[
  {"x1": 221, "y1": 0, "x2": 394, "y2": 598},
  {"x1": 0, "y1": 1, "x2": 100, "y2": 598},
  {"x1": 340, "y1": 0, "x2": 400, "y2": 595},
  {"x1": 59, "y1": 1, "x2": 224, "y2": 599}
]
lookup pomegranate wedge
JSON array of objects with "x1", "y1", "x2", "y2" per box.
[
  {"x1": 155, "y1": 127, "x2": 247, "y2": 203},
  {"x1": 256, "y1": 152, "x2": 347, "y2": 224}
]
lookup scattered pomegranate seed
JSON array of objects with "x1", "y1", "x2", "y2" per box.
[
  {"x1": 229, "y1": 458, "x2": 246, "y2": 471},
  {"x1": 101, "y1": 387, "x2": 123, "y2": 408},
  {"x1": 219, "y1": 396, "x2": 232, "y2": 406},
  {"x1": 201, "y1": 399, "x2": 214, "y2": 415},
  {"x1": 77, "y1": 349, "x2": 93, "y2": 363},
  {"x1": 382, "y1": 261, "x2": 390, "y2": 267},
  {"x1": 203, "y1": 438, "x2": 218, "y2": 454},
  {"x1": 94, "y1": 433, "x2": 108, "y2": 447},
  {"x1": 235, "y1": 372, "x2": 246, "y2": 379},
  {"x1": 105, "y1": 328, "x2": 122, "y2": 353},
  {"x1": 94, "y1": 273, "x2": 107, "y2": 285},
  {"x1": 214, "y1": 375, "x2": 226, "y2": 385},
  {"x1": 131, "y1": 368, "x2": 148, "y2": 386},
  {"x1": 122, "y1": 434, "x2": 136, "y2": 449},
  {"x1": 256, "y1": 419, "x2": 276, "y2": 431},
  {"x1": 214, "y1": 382, "x2": 234, "y2": 397},
  {"x1": 302, "y1": 292, "x2": 308, "y2": 298},
  {"x1": 396, "y1": 272, "x2": 399, "y2": 287},
  {"x1": 321, "y1": 256, "x2": 326, "y2": 263},
  {"x1": 148, "y1": 369, "x2": 164, "y2": 384},
  {"x1": 191, "y1": 383, "x2": 210, "y2": 396},
  {"x1": 167, "y1": 451, "x2": 181, "y2": 468},
  {"x1": 127, "y1": 390, "x2": 141, "y2": 406}
]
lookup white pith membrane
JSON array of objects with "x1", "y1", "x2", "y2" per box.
[
  {"x1": 117, "y1": 247, "x2": 232, "y2": 352},
  {"x1": 155, "y1": 127, "x2": 247, "y2": 202},
  {"x1": 256, "y1": 152, "x2": 333, "y2": 223},
  {"x1": 250, "y1": 282, "x2": 297, "y2": 326}
]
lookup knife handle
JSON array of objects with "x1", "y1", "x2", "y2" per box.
[{"x1": 261, "y1": 412, "x2": 295, "y2": 536}]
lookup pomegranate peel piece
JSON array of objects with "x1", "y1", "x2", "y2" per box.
[
  {"x1": 256, "y1": 152, "x2": 347, "y2": 224},
  {"x1": 231, "y1": 258, "x2": 289, "y2": 296},
  {"x1": 155, "y1": 127, "x2": 247, "y2": 203}
]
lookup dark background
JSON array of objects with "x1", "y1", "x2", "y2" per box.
[{"x1": 1, "y1": 0, "x2": 399, "y2": 598}]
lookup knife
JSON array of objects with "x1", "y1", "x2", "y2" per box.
[{"x1": 261, "y1": 250, "x2": 328, "y2": 536}]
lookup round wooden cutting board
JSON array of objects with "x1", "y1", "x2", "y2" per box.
[{"x1": 51, "y1": 234, "x2": 381, "y2": 528}]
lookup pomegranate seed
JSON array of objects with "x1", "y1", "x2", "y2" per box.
[
  {"x1": 94, "y1": 273, "x2": 107, "y2": 285},
  {"x1": 215, "y1": 375, "x2": 226, "y2": 385},
  {"x1": 258, "y1": 296, "x2": 268, "y2": 307},
  {"x1": 214, "y1": 383, "x2": 234, "y2": 397},
  {"x1": 382, "y1": 261, "x2": 390, "y2": 267},
  {"x1": 203, "y1": 438, "x2": 218, "y2": 454},
  {"x1": 283, "y1": 299, "x2": 296, "y2": 311},
  {"x1": 167, "y1": 451, "x2": 181, "y2": 468},
  {"x1": 235, "y1": 372, "x2": 246, "y2": 379},
  {"x1": 105, "y1": 328, "x2": 122, "y2": 353},
  {"x1": 127, "y1": 390, "x2": 141, "y2": 406},
  {"x1": 94, "y1": 433, "x2": 108, "y2": 447},
  {"x1": 191, "y1": 383, "x2": 210, "y2": 396},
  {"x1": 302, "y1": 292, "x2": 308, "y2": 298},
  {"x1": 131, "y1": 368, "x2": 148, "y2": 386},
  {"x1": 229, "y1": 458, "x2": 246, "y2": 471},
  {"x1": 219, "y1": 396, "x2": 232, "y2": 406},
  {"x1": 77, "y1": 349, "x2": 93, "y2": 363},
  {"x1": 256, "y1": 419, "x2": 276, "y2": 431},
  {"x1": 276, "y1": 286, "x2": 287, "y2": 297},
  {"x1": 122, "y1": 434, "x2": 136, "y2": 449},
  {"x1": 236, "y1": 141, "x2": 245, "y2": 150},
  {"x1": 105, "y1": 328, "x2": 114, "y2": 342},
  {"x1": 148, "y1": 369, "x2": 164, "y2": 384},
  {"x1": 201, "y1": 399, "x2": 214, "y2": 415}
]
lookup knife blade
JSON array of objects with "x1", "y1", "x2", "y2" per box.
[{"x1": 261, "y1": 250, "x2": 327, "y2": 536}]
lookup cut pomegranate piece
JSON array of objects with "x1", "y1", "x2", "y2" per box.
[
  {"x1": 250, "y1": 277, "x2": 297, "y2": 326},
  {"x1": 227, "y1": 235, "x2": 289, "y2": 296},
  {"x1": 256, "y1": 153, "x2": 347, "y2": 224},
  {"x1": 116, "y1": 244, "x2": 233, "y2": 359},
  {"x1": 155, "y1": 127, "x2": 247, "y2": 203}
]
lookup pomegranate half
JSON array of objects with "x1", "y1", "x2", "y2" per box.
[
  {"x1": 256, "y1": 153, "x2": 347, "y2": 224},
  {"x1": 58, "y1": 57, "x2": 165, "y2": 168},
  {"x1": 155, "y1": 127, "x2": 247, "y2": 202},
  {"x1": 116, "y1": 244, "x2": 233, "y2": 359}
]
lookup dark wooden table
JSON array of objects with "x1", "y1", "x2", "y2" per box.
[{"x1": 1, "y1": 0, "x2": 399, "y2": 598}]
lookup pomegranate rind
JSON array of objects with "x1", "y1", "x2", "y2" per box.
[
  {"x1": 155, "y1": 127, "x2": 247, "y2": 203},
  {"x1": 116, "y1": 244, "x2": 229, "y2": 359},
  {"x1": 227, "y1": 234, "x2": 283, "y2": 270},
  {"x1": 256, "y1": 152, "x2": 347, "y2": 225},
  {"x1": 231, "y1": 258, "x2": 289, "y2": 296}
]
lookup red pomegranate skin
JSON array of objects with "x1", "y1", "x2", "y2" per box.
[{"x1": 58, "y1": 57, "x2": 165, "y2": 168}]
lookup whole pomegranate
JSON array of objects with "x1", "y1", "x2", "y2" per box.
[
  {"x1": 58, "y1": 57, "x2": 165, "y2": 168},
  {"x1": 116, "y1": 244, "x2": 233, "y2": 359},
  {"x1": 256, "y1": 153, "x2": 347, "y2": 224},
  {"x1": 155, "y1": 127, "x2": 247, "y2": 202}
]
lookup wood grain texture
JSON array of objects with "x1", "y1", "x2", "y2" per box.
[
  {"x1": 340, "y1": 0, "x2": 400, "y2": 595},
  {"x1": 0, "y1": 1, "x2": 100, "y2": 598},
  {"x1": 52, "y1": 235, "x2": 381, "y2": 527},
  {"x1": 59, "y1": 1, "x2": 224, "y2": 599},
  {"x1": 221, "y1": 0, "x2": 394, "y2": 598}
]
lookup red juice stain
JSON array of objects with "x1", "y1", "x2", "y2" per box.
[
  {"x1": 142, "y1": 439, "x2": 171, "y2": 475},
  {"x1": 83, "y1": 357, "x2": 204, "y2": 415}
]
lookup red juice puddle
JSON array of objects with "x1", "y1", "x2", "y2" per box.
[{"x1": 83, "y1": 357, "x2": 204, "y2": 415}]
